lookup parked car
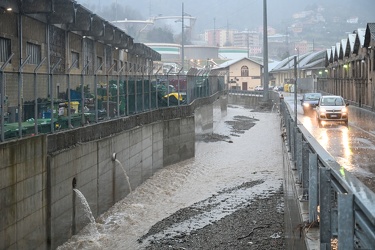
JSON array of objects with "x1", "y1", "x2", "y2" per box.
[
  {"x1": 300, "y1": 93, "x2": 322, "y2": 114},
  {"x1": 254, "y1": 86, "x2": 263, "y2": 91},
  {"x1": 316, "y1": 95, "x2": 349, "y2": 127}
]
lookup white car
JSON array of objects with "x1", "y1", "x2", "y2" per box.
[
  {"x1": 254, "y1": 86, "x2": 263, "y2": 91},
  {"x1": 316, "y1": 95, "x2": 349, "y2": 127}
]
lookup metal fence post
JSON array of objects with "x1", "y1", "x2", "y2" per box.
[
  {"x1": 67, "y1": 59, "x2": 78, "y2": 128},
  {"x1": 94, "y1": 61, "x2": 104, "y2": 123},
  {"x1": 154, "y1": 67, "x2": 162, "y2": 110},
  {"x1": 309, "y1": 152, "x2": 318, "y2": 222},
  {"x1": 33, "y1": 57, "x2": 47, "y2": 135},
  {"x1": 117, "y1": 64, "x2": 125, "y2": 117},
  {"x1": 177, "y1": 67, "x2": 183, "y2": 106},
  {"x1": 148, "y1": 67, "x2": 154, "y2": 110},
  {"x1": 126, "y1": 65, "x2": 133, "y2": 116},
  {"x1": 338, "y1": 193, "x2": 354, "y2": 250},
  {"x1": 302, "y1": 141, "x2": 310, "y2": 199},
  {"x1": 18, "y1": 54, "x2": 31, "y2": 137},
  {"x1": 142, "y1": 66, "x2": 146, "y2": 111},
  {"x1": 0, "y1": 53, "x2": 14, "y2": 142},
  {"x1": 320, "y1": 167, "x2": 332, "y2": 246},
  {"x1": 290, "y1": 120, "x2": 295, "y2": 164},
  {"x1": 166, "y1": 67, "x2": 173, "y2": 107},
  {"x1": 296, "y1": 131, "x2": 303, "y2": 183},
  {"x1": 81, "y1": 60, "x2": 90, "y2": 126},
  {"x1": 285, "y1": 116, "x2": 292, "y2": 152},
  {"x1": 49, "y1": 58, "x2": 61, "y2": 134},
  {"x1": 106, "y1": 62, "x2": 116, "y2": 119}
]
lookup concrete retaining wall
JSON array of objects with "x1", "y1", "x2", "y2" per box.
[
  {"x1": 0, "y1": 136, "x2": 48, "y2": 250},
  {"x1": 228, "y1": 94, "x2": 262, "y2": 107},
  {"x1": 1, "y1": 93, "x2": 227, "y2": 249},
  {"x1": 48, "y1": 121, "x2": 171, "y2": 247}
]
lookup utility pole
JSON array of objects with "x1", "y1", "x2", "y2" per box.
[
  {"x1": 262, "y1": 0, "x2": 269, "y2": 101},
  {"x1": 294, "y1": 56, "x2": 297, "y2": 123},
  {"x1": 181, "y1": 2, "x2": 184, "y2": 71},
  {"x1": 247, "y1": 29, "x2": 250, "y2": 58},
  {"x1": 213, "y1": 17, "x2": 216, "y2": 46}
]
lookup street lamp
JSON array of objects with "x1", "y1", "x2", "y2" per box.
[
  {"x1": 177, "y1": 3, "x2": 191, "y2": 73},
  {"x1": 295, "y1": 47, "x2": 299, "y2": 77},
  {"x1": 333, "y1": 67, "x2": 336, "y2": 95},
  {"x1": 262, "y1": 0, "x2": 269, "y2": 102}
]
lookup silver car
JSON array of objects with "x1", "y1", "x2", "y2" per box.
[{"x1": 316, "y1": 95, "x2": 349, "y2": 127}]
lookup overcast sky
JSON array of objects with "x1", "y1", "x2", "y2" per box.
[{"x1": 77, "y1": 0, "x2": 374, "y2": 34}]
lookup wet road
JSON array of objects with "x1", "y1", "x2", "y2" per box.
[
  {"x1": 57, "y1": 105, "x2": 284, "y2": 249},
  {"x1": 284, "y1": 93, "x2": 375, "y2": 192}
]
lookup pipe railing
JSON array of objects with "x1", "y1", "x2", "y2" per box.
[{"x1": 280, "y1": 97, "x2": 375, "y2": 249}]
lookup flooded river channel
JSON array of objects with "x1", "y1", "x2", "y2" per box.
[{"x1": 58, "y1": 105, "x2": 285, "y2": 249}]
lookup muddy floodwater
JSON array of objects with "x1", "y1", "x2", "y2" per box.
[{"x1": 58, "y1": 105, "x2": 285, "y2": 249}]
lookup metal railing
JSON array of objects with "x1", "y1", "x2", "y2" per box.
[
  {"x1": 280, "y1": 98, "x2": 375, "y2": 249},
  {"x1": 0, "y1": 66, "x2": 225, "y2": 142}
]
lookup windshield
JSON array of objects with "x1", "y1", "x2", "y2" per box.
[
  {"x1": 320, "y1": 97, "x2": 345, "y2": 106},
  {"x1": 305, "y1": 94, "x2": 321, "y2": 100}
]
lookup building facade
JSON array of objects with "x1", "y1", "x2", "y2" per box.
[
  {"x1": 212, "y1": 57, "x2": 263, "y2": 91},
  {"x1": 0, "y1": 0, "x2": 160, "y2": 124},
  {"x1": 321, "y1": 24, "x2": 375, "y2": 110}
]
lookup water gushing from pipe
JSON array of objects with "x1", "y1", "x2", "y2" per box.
[
  {"x1": 73, "y1": 188, "x2": 99, "y2": 236},
  {"x1": 114, "y1": 158, "x2": 133, "y2": 195}
]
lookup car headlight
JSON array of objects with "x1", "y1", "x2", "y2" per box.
[
  {"x1": 303, "y1": 103, "x2": 310, "y2": 107},
  {"x1": 320, "y1": 108, "x2": 326, "y2": 113},
  {"x1": 341, "y1": 107, "x2": 347, "y2": 113}
]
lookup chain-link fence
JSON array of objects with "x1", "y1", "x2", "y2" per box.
[{"x1": 0, "y1": 68, "x2": 225, "y2": 141}]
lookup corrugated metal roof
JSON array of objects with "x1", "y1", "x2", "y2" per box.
[
  {"x1": 340, "y1": 39, "x2": 347, "y2": 59},
  {"x1": 270, "y1": 50, "x2": 325, "y2": 72},
  {"x1": 368, "y1": 23, "x2": 375, "y2": 40},
  {"x1": 330, "y1": 46, "x2": 336, "y2": 62},
  {"x1": 326, "y1": 49, "x2": 332, "y2": 61},
  {"x1": 214, "y1": 57, "x2": 262, "y2": 69},
  {"x1": 348, "y1": 34, "x2": 356, "y2": 52},
  {"x1": 358, "y1": 28, "x2": 366, "y2": 46},
  {"x1": 335, "y1": 42, "x2": 341, "y2": 60},
  {"x1": 364, "y1": 23, "x2": 375, "y2": 48}
]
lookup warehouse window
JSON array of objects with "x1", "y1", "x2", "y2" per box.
[
  {"x1": 97, "y1": 56, "x2": 103, "y2": 70},
  {"x1": 0, "y1": 37, "x2": 11, "y2": 62},
  {"x1": 26, "y1": 42, "x2": 41, "y2": 65},
  {"x1": 71, "y1": 51, "x2": 79, "y2": 68},
  {"x1": 113, "y1": 60, "x2": 118, "y2": 72}
]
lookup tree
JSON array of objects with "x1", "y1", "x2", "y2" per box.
[{"x1": 146, "y1": 26, "x2": 174, "y2": 43}]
